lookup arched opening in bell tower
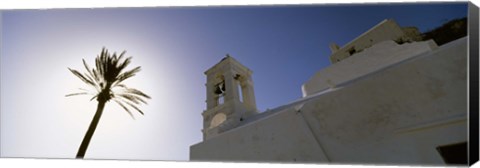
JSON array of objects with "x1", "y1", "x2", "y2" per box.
[{"x1": 214, "y1": 80, "x2": 226, "y2": 105}]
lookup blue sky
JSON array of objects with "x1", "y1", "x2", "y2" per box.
[{"x1": 1, "y1": 3, "x2": 468, "y2": 160}]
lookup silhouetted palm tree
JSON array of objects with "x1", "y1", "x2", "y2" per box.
[{"x1": 67, "y1": 48, "x2": 150, "y2": 159}]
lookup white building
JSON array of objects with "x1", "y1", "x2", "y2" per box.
[
  {"x1": 328, "y1": 19, "x2": 422, "y2": 63},
  {"x1": 190, "y1": 20, "x2": 468, "y2": 166}
]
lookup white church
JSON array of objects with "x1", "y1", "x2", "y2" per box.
[{"x1": 189, "y1": 19, "x2": 468, "y2": 166}]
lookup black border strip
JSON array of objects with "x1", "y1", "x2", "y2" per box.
[{"x1": 468, "y1": 2, "x2": 479, "y2": 166}]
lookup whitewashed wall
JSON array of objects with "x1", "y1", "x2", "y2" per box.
[{"x1": 190, "y1": 37, "x2": 467, "y2": 165}]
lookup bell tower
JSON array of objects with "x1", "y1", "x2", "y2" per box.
[{"x1": 201, "y1": 55, "x2": 258, "y2": 140}]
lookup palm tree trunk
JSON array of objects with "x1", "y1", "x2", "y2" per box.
[{"x1": 76, "y1": 100, "x2": 107, "y2": 159}]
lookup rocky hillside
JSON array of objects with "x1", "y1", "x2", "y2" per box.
[{"x1": 422, "y1": 17, "x2": 467, "y2": 46}]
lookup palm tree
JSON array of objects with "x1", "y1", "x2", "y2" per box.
[{"x1": 66, "y1": 47, "x2": 151, "y2": 159}]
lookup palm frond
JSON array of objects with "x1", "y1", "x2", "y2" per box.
[
  {"x1": 114, "y1": 99, "x2": 135, "y2": 119},
  {"x1": 82, "y1": 59, "x2": 101, "y2": 92},
  {"x1": 113, "y1": 66, "x2": 141, "y2": 87},
  {"x1": 90, "y1": 95, "x2": 98, "y2": 101},
  {"x1": 82, "y1": 59, "x2": 95, "y2": 80},
  {"x1": 66, "y1": 92, "x2": 89, "y2": 97},
  {"x1": 121, "y1": 99, "x2": 144, "y2": 115},
  {"x1": 115, "y1": 56, "x2": 131, "y2": 75},
  {"x1": 125, "y1": 88, "x2": 151, "y2": 99},
  {"x1": 115, "y1": 84, "x2": 127, "y2": 88},
  {"x1": 117, "y1": 51, "x2": 127, "y2": 65},
  {"x1": 114, "y1": 85, "x2": 150, "y2": 100},
  {"x1": 92, "y1": 69, "x2": 104, "y2": 88},
  {"x1": 117, "y1": 94, "x2": 142, "y2": 104},
  {"x1": 68, "y1": 68, "x2": 95, "y2": 86}
]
